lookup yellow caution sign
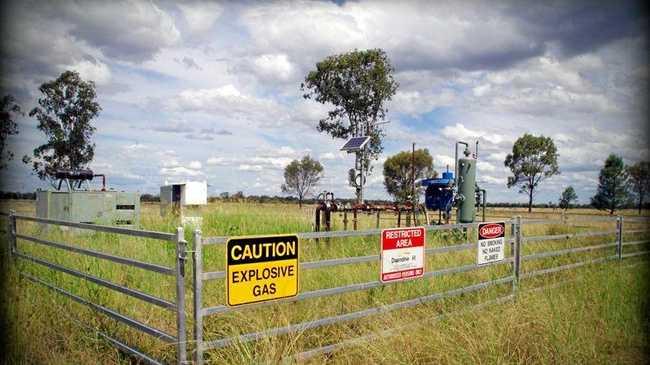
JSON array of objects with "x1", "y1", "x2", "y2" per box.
[{"x1": 226, "y1": 234, "x2": 299, "y2": 306}]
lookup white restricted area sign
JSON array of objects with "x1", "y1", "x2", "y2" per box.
[
  {"x1": 477, "y1": 221, "x2": 506, "y2": 265},
  {"x1": 380, "y1": 227, "x2": 425, "y2": 282}
]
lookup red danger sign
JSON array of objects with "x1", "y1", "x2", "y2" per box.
[
  {"x1": 479, "y1": 223, "x2": 505, "y2": 239},
  {"x1": 380, "y1": 227, "x2": 425, "y2": 282},
  {"x1": 477, "y1": 221, "x2": 506, "y2": 265}
]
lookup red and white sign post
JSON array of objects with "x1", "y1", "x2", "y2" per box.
[{"x1": 380, "y1": 227, "x2": 425, "y2": 283}]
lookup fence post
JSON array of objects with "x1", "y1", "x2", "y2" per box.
[
  {"x1": 510, "y1": 217, "x2": 515, "y2": 295},
  {"x1": 513, "y1": 216, "x2": 522, "y2": 294},
  {"x1": 616, "y1": 216, "x2": 623, "y2": 260},
  {"x1": 175, "y1": 227, "x2": 187, "y2": 365},
  {"x1": 376, "y1": 210, "x2": 380, "y2": 229},
  {"x1": 8, "y1": 210, "x2": 16, "y2": 259},
  {"x1": 192, "y1": 229, "x2": 204, "y2": 365}
]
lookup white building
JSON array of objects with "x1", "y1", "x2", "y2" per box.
[{"x1": 160, "y1": 181, "x2": 207, "y2": 218}]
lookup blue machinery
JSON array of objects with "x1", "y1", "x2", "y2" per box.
[{"x1": 420, "y1": 141, "x2": 486, "y2": 224}]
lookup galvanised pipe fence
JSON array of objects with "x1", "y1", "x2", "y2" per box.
[
  {"x1": 3, "y1": 210, "x2": 649, "y2": 365},
  {"x1": 4, "y1": 211, "x2": 188, "y2": 365},
  {"x1": 193, "y1": 215, "x2": 649, "y2": 364}
]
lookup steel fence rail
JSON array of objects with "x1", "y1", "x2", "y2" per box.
[
  {"x1": 19, "y1": 272, "x2": 177, "y2": 343},
  {"x1": 623, "y1": 217, "x2": 650, "y2": 223},
  {"x1": 100, "y1": 332, "x2": 165, "y2": 365},
  {"x1": 622, "y1": 240, "x2": 650, "y2": 247},
  {"x1": 14, "y1": 251, "x2": 177, "y2": 310},
  {"x1": 14, "y1": 214, "x2": 175, "y2": 241},
  {"x1": 57, "y1": 304, "x2": 166, "y2": 365},
  {"x1": 292, "y1": 293, "x2": 516, "y2": 362},
  {"x1": 201, "y1": 258, "x2": 513, "y2": 317},
  {"x1": 521, "y1": 242, "x2": 617, "y2": 261},
  {"x1": 203, "y1": 275, "x2": 514, "y2": 350},
  {"x1": 201, "y1": 242, "x2": 479, "y2": 282},
  {"x1": 16, "y1": 233, "x2": 175, "y2": 275},
  {"x1": 621, "y1": 250, "x2": 650, "y2": 259},
  {"x1": 567, "y1": 216, "x2": 618, "y2": 223},
  {"x1": 521, "y1": 255, "x2": 616, "y2": 280},
  {"x1": 624, "y1": 229, "x2": 650, "y2": 234},
  {"x1": 523, "y1": 230, "x2": 616, "y2": 243},
  {"x1": 521, "y1": 219, "x2": 563, "y2": 225},
  {"x1": 201, "y1": 221, "x2": 509, "y2": 246}
]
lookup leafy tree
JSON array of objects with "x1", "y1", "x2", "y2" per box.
[
  {"x1": 383, "y1": 148, "x2": 436, "y2": 202},
  {"x1": 302, "y1": 49, "x2": 398, "y2": 202},
  {"x1": 504, "y1": 134, "x2": 560, "y2": 212},
  {"x1": 558, "y1": 186, "x2": 578, "y2": 211},
  {"x1": 626, "y1": 161, "x2": 649, "y2": 214},
  {"x1": 23, "y1": 70, "x2": 101, "y2": 182},
  {"x1": 591, "y1": 154, "x2": 629, "y2": 215},
  {"x1": 281, "y1": 155, "x2": 324, "y2": 207},
  {"x1": 0, "y1": 95, "x2": 22, "y2": 169}
]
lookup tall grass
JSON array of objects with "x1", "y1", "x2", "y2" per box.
[{"x1": 1, "y1": 200, "x2": 648, "y2": 364}]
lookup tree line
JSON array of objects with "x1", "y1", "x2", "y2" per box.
[
  {"x1": 286, "y1": 49, "x2": 649, "y2": 215},
  {"x1": 1, "y1": 50, "x2": 648, "y2": 216}
]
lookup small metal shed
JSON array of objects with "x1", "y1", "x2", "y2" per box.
[{"x1": 159, "y1": 181, "x2": 207, "y2": 217}]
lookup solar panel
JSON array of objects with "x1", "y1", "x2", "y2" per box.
[{"x1": 340, "y1": 136, "x2": 370, "y2": 152}]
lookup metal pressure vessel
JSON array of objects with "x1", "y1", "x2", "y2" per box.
[{"x1": 457, "y1": 157, "x2": 476, "y2": 223}]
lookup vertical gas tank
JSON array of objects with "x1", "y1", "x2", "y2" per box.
[{"x1": 457, "y1": 157, "x2": 476, "y2": 223}]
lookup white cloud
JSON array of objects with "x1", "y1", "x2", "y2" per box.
[
  {"x1": 171, "y1": 84, "x2": 287, "y2": 126},
  {"x1": 61, "y1": 0, "x2": 180, "y2": 62},
  {"x1": 240, "y1": 1, "x2": 541, "y2": 72},
  {"x1": 206, "y1": 157, "x2": 230, "y2": 166},
  {"x1": 392, "y1": 89, "x2": 457, "y2": 116},
  {"x1": 238, "y1": 164, "x2": 264, "y2": 172},
  {"x1": 64, "y1": 58, "x2": 112, "y2": 85},
  {"x1": 188, "y1": 161, "x2": 202, "y2": 170},
  {"x1": 178, "y1": 2, "x2": 223, "y2": 36},
  {"x1": 434, "y1": 154, "x2": 455, "y2": 169},
  {"x1": 161, "y1": 159, "x2": 180, "y2": 168},
  {"x1": 252, "y1": 54, "x2": 294, "y2": 81},
  {"x1": 160, "y1": 166, "x2": 203, "y2": 177},
  {"x1": 472, "y1": 84, "x2": 491, "y2": 97}
]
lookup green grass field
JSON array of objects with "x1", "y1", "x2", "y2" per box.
[{"x1": 1, "y1": 200, "x2": 648, "y2": 364}]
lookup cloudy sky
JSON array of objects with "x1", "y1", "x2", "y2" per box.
[{"x1": 0, "y1": 0, "x2": 648, "y2": 204}]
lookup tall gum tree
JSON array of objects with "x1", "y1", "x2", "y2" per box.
[
  {"x1": 504, "y1": 134, "x2": 560, "y2": 212},
  {"x1": 301, "y1": 49, "x2": 398, "y2": 202},
  {"x1": 24, "y1": 70, "x2": 101, "y2": 183}
]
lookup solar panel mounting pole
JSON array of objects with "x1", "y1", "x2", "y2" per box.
[
  {"x1": 412, "y1": 143, "x2": 416, "y2": 223},
  {"x1": 357, "y1": 150, "x2": 363, "y2": 204}
]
